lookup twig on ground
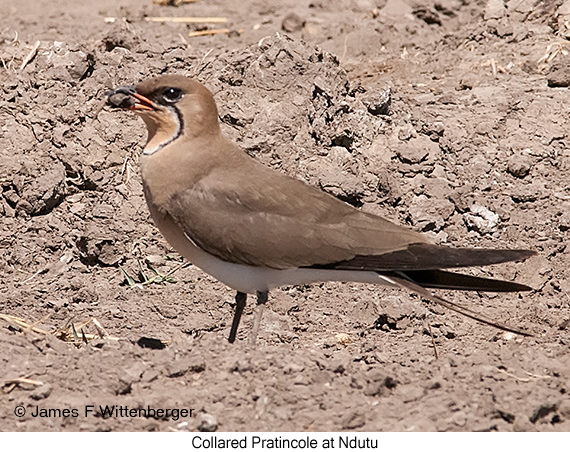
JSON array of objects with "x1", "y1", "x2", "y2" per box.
[
  {"x1": 20, "y1": 40, "x2": 40, "y2": 71},
  {"x1": 427, "y1": 323, "x2": 439, "y2": 360},
  {"x1": 188, "y1": 28, "x2": 232, "y2": 38},
  {"x1": 153, "y1": 0, "x2": 197, "y2": 5},
  {"x1": 2, "y1": 376, "x2": 43, "y2": 393},
  {"x1": 145, "y1": 16, "x2": 228, "y2": 24},
  {"x1": 0, "y1": 313, "x2": 119, "y2": 347}
]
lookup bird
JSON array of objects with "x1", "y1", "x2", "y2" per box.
[{"x1": 105, "y1": 74, "x2": 536, "y2": 344}]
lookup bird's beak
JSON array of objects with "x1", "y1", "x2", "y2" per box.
[
  {"x1": 129, "y1": 92, "x2": 155, "y2": 111},
  {"x1": 105, "y1": 87, "x2": 156, "y2": 112}
]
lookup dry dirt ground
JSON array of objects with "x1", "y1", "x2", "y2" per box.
[{"x1": 1, "y1": 0, "x2": 570, "y2": 432}]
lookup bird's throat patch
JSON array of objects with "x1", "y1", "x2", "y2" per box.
[{"x1": 142, "y1": 107, "x2": 184, "y2": 155}]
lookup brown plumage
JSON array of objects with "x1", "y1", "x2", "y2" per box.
[{"x1": 107, "y1": 74, "x2": 536, "y2": 342}]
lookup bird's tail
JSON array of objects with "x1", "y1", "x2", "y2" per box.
[{"x1": 380, "y1": 270, "x2": 532, "y2": 336}]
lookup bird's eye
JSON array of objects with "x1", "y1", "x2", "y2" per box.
[{"x1": 161, "y1": 87, "x2": 183, "y2": 104}]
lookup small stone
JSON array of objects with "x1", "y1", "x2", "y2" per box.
[
  {"x1": 529, "y1": 402, "x2": 558, "y2": 424},
  {"x1": 282, "y1": 12, "x2": 305, "y2": 32},
  {"x1": 335, "y1": 333, "x2": 352, "y2": 345},
  {"x1": 448, "y1": 185, "x2": 474, "y2": 213},
  {"x1": 92, "y1": 203, "x2": 115, "y2": 218},
  {"x1": 395, "y1": 145, "x2": 429, "y2": 164},
  {"x1": 30, "y1": 384, "x2": 53, "y2": 400},
  {"x1": 293, "y1": 374, "x2": 311, "y2": 386},
  {"x1": 110, "y1": 364, "x2": 143, "y2": 396},
  {"x1": 19, "y1": 164, "x2": 66, "y2": 216},
  {"x1": 3, "y1": 189, "x2": 20, "y2": 205},
  {"x1": 494, "y1": 409, "x2": 515, "y2": 424},
  {"x1": 317, "y1": 167, "x2": 365, "y2": 206},
  {"x1": 547, "y1": 55, "x2": 570, "y2": 88},
  {"x1": 362, "y1": 88, "x2": 391, "y2": 115},
  {"x1": 395, "y1": 384, "x2": 425, "y2": 403},
  {"x1": 397, "y1": 124, "x2": 415, "y2": 141},
  {"x1": 145, "y1": 254, "x2": 164, "y2": 266},
  {"x1": 428, "y1": 379, "x2": 441, "y2": 390},
  {"x1": 495, "y1": 19, "x2": 513, "y2": 37},
  {"x1": 412, "y1": 6, "x2": 441, "y2": 25},
  {"x1": 510, "y1": 184, "x2": 539, "y2": 203},
  {"x1": 72, "y1": 287, "x2": 99, "y2": 304},
  {"x1": 166, "y1": 362, "x2": 188, "y2": 378},
  {"x1": 328, "y1": 353, "x2": 351, "y2": 374},
  {"x1": 45, "y1": 334, "x2": 71, "y2": 354},
  {"x1": 283, "y1": 362, "x2": 305, "y2": 374},
  {"x1": 230, "y1": 358, "x2": 253, "y2": 373},
  {"x1": 507, "y1": 154, "x2": 532, "y2": 178},
  {"x1": 513, "y1": 418, "x2": 535, "y2": 432},
  {"x1": 424, "y1": 121, "x2": 445, "y2": 139},
  {"x1": 363, "y1": 381, "x2": 389, "y2": 397},
  {"x1": 408, "y1": 195, "x2": 455, "y2": 232},
  {"x1": 451, "y1": 410, "x2": 467, "y2": 426},
  {"x1": 311, "y1": 369, "x2": 334, "y2": 385},
  {"x1": 376, "y1": 169, "x2": 402, "y2": 206},
  {"x1": 363, "y1": 370, "x2": 397, "y2": 396},
  {"x1": 141, "y1": 368, "x2": 160, "y2": 383},
  {"x1": 341, "y1": 411, "x2": 366, "y2": 430},
  {"x1": 198, "y1": 413, "x2": 218, "y2": 432},
  {"x1": 166, "y1": 358, "x2": 206, "y2": 378},
  {"x1": 97, "y1": 242, "x2": 125, "y2": 267},
  {"x1": 464, "y1": 204, "x2": 499, "y2": 235},
  {"x1": 559, "y1": 211, "x2": 570, "y2": 231},
  {"x1": 457, "y1": 77, "x2": 475, "y2": 90},
  {"x1": 45, "y1": 43, "x2": 93, "y2": 81},
  {"x1": 112, "y1": 378, "x2": 132, "y2": 395}
]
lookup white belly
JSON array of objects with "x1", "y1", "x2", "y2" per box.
[{"x1": 152, "y1": 212, "x2": 397, "y2": 294}]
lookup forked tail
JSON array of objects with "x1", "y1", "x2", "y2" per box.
[{"x1": 381, "y1": 270, "x2": 532, "y2": 336}]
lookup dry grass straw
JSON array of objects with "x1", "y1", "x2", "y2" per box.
[
  {"x1": 538, "y1": 41, "x2": 570, "y2": 66},
  {"x1": 145, "y1": 16, "x2": 227, "y2": 24},
  {"x1": 0, "y1": 313, "x2": 119, "y2": 348},
  {"x1": 1, "y1": 315, "x2": 119, "y2": 393},
  {"x1": 19, "y1": 40, "x2": 41, "y2": 71},
  {"x1": 2, "y1": 376, "x2": 44, "y2": 394},
  {"x1": 188, "y1": 29, "x2": 233, "y2": 37},
  {"x1": 153, "y1": 0, "x2": 197, "y2": 4}
]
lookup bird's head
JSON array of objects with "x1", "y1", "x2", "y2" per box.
[{"x1": 106, "y1": 74, "x2": 221, "y2": 154}]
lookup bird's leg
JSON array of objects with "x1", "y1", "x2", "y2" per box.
[
  {"x1": 249, "y1": 291, "x2": 268, "y2": 345},
  {"x1": 228, "y1": 291, "x2": 247, "y2": 343}
]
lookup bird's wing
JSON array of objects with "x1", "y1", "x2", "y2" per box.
[
  {"x1": 165, "y1": 156, "x2": 534, "y2": 270},
  {"x1": 165, "y1": 160, "x2": 426, "y2": 269},
  {"x1": 315, "y1": 244, "x2": 535, "y2": 271},
  {"x1": 396, "y1": 269, "x2": 532, "y2": 292}
]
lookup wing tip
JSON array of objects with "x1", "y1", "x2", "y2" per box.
[
  {"x1": 514, "y1": 249, "x2": 538, "y2": 261},
  {"x1": 401, "y1": 269, "x2": 536, "y2": 293}
]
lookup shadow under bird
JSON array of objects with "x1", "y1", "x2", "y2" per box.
[{"x1": 105, "y1": 74, "x2": 536, "y2": 343}]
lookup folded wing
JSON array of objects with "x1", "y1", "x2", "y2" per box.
[{"x1": 166, "y1": 152, "x2": 535, "y2": 272}]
